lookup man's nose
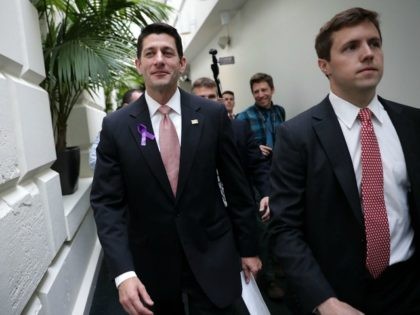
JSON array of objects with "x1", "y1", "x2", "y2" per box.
[
  {"x1": 361, "y1": 42, "x2": 374, "y2": 60},
  {"x1": 154, "y1": 51, "x2": 164, "y2": 63}
]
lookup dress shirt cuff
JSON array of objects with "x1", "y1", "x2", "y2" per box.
[{"x1": 115, "y1": 271, "x2": 137, "y2": 288}]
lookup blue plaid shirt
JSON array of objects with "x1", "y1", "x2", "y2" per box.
[{"x1": 236, "y1": 103, "x2": 285, "y2": 148}]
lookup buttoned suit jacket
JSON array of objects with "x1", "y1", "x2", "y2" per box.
[
  {"x1": 91, "y1": 89, "x2": 258, "y2": 308},
  {"x1": 269, "y1": 96, "x2": 420, "y2": 314}
]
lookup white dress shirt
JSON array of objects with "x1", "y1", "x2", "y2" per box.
[
  {"x1": 115, "y1": 88, "x2": 182, "y2": 288},
  {"x1": 329, "y1": 92, "x2": 414, "y2": 265}
]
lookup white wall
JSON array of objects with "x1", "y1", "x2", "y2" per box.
[
  {"x1": 0, "y1": 1, "x2": 102, "y2": 314},
  {"x1": 187, "y1": 0, "x2": 420, "y2": 118}
]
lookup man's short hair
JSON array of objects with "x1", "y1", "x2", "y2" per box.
[
  {"x1": 117, "y1": 88, "x2": 143, "y2": 110},
  {"x1": 137, "y1": 23, "x2": 183, "y2": 58},
  {"x1": 250, "y1": 73, "x2": 274, "y2": 91},
  {"x1": 315, "y1": 7, "x2": 382, "y2": 61},
  {"x1": 222, "y1": 90, "x2": 234, "y2": 97},
  {"x1": 192, "y1": 77, "x2": 217, "y2": 90}
]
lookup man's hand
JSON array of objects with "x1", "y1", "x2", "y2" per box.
[
  {"x1": 317, "y1": 297, "x2": 364, "y2": 315},
  {"x1": 118, "y1": 277, "x2": 154, "y2": 315},
  {"x1": 259, "y1": 145, "x2": 272, "y2": 157},
  {"x1": 241, "y1": 257, "x2": 262, "y2": 284},
  {"x1": 259, "y1": 196, "x2": 271, "y2": 222}
]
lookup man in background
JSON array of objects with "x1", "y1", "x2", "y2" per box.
[
  {"x1": 236, "y1": 73, "x2": 287, "y2": 299},
  {"x1": 192, "y1": 77, "x2": 286, "y2": 304},
  {"x1": 222, "y1": 90, "x2": 235, "y2": 119},
  {"x1": 192, "y1": 77, "x2": 270, "y2": 217},
  {"x1": 236, "y1": 73, "x2": 285, "y2": 159},
  {"x1": 269, "y1": 7, "x2": 420, "y2": 314}
]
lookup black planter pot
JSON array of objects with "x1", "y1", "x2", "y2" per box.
[{"x1": 51, "y1": 146, "x2": 80, "y2": 195}]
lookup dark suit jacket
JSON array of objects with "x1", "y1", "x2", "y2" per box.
[
  {"x1": 269, "y1": 96, "x2": 420, "y2": 314},
  {"x1": 231, "y1": 119, "x2": 270, "y2": 199},
  {"x1": 91, "y1": 90, "x2": 258, "y2": 308}
]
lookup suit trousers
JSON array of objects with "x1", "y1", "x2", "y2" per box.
[
  {"x1": 148, "y1": 241, "x2": 248, "y2": 315},
  {"x1": 181, "y1": 250, "x2": 249, "y2": 315},
  {"x1": 364, "y1": 253, "x2": 420, "y2": 315}
]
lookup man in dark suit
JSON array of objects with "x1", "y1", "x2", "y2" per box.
[
  {"x1": 91, "y1": 23, "x2": 261, "y2": 315},
  {"x1": 191, "y1": 77, "x2": 271, "y2": 218},
  {"x1": 269, "y1": 7, "x2": 420, "y2": 315},
  {"x1": 191, "y1": 78, "x2": 288, "y2": 302}
]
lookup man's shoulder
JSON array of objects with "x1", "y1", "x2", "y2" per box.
[
  {"x1": 232, "y1": 119, "x2": 247, "y2": 127},
  {"x1": 379, "y1": 96, "x2": 420, "y2": 113},
  {"x1": 104, "y1": 103, "x2": 131, "y2": 123},
  {"x1": 272, "y1": 104, "x2": 285, "y2": 110},
  {"x1": 281, "y1": 98, "x2": 330, "y2": 130},
  {"x1": 236, "y1": 105, "x2": 258, "y2": 120},
  {"x1": 231, "y1": 119, "x2": 249, "y2": 134}
]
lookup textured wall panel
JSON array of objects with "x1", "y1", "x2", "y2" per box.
[
  {"x1": 17, "y1": 0, "x2": 45, "y2": 84},
  {"x1": 63, "y1": 178, "x2": 92, "y2": 241},
  {"x1": 0, "y1": 1, "x2": 24, "y2": 76},
  {"x1": 21, "y1": 296, "x2": 44, "y2": 315},
  {"x1": 0, "y1": 185, "x2": 52, "y2": 315},
  {"x1": 35, "y1": 170, "x2": 66, "y2": 258},
  {"x1": 37, "y1": 211, "x2": 97, "y2": 315},
  {"x1": 0, "y1": 75, "x2": 20, "y2": 186},
  {"x1": 9, "y1": 78, "x2": 55, "y2": 180}
]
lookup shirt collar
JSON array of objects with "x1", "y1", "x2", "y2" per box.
[
  {"x1": 145, "y1": 88, "x2": 181, "y2": 116},
  {"x1": 329, "y1": 91, "x2": 384, "y2": 129}
]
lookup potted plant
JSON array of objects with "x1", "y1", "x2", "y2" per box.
[{"x1": 32, "y1": 0, "x2": 170, "y2": 194}]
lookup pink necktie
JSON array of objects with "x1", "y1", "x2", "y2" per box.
[
  {"x1": 358, "y1": 108, "x2": 390, "y2": 279},
  {"x1": 158, "y1": 105, "x2": 180, "y2": 196}
]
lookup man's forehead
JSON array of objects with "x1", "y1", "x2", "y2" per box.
[
  {"x1": 142, "y1": 33, "x2": 177, "y2": 49},
  {"x1": 252, "y1": 81, "x2": 271, "y2": 91},
  {"x1": 331, "y1": 21, "x2": 380, "y2": 46},
  {"x1": 194, "y1": 86, "x2": 217, "y2": 97}
]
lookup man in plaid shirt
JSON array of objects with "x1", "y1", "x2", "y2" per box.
[
  {"x1": 237, "y1": 73, "x2": 286, "y2": 160},
  {"x1": 237, "y1": 73, "x2": 287, "y2": 300}
]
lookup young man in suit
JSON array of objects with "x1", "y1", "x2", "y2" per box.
[
  {"x1": 191, "y1": 78, "x2": 289, "y2": 303},
  {"x1": 91, "y1": 23, "x2": 261, "y2": 315},
  {"x1": 221, "y1": 90, "x2": 235, "y2": 119},
  {"x1": 269, "y1": 7, "x2": 420, "y2": 315},
  {"x1": 191, "y1": 77, "x2": 271, "y2": 219}
]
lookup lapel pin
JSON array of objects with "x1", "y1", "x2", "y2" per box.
[{"x1": 191, "y1": 119, "x2": 199, "y2": 125}]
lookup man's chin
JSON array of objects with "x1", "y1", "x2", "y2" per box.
[
  {"x1": 151, "y1": 81, "x2": 170, "y2": 90},
  {"x1": 257, "y1": 102, "x2": 271, "y2": 109}
]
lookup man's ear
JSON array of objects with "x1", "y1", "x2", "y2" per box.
[
  {"x1": 135, "y1": 58, "x2": 143, "y2": 75},
  {"x1": 179, "y1": 56, "x2": 187, "y2": 74},
  {"x1": 318, "y1": 58, "x2": 330, "y2": 78}
]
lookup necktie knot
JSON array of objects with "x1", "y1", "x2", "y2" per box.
[
  {"x1": 158, "y1": 104, "x2": 171, "y2": 116},
  {"x1": 358, "y1": 108, "x2": 372, "y2": 123}
]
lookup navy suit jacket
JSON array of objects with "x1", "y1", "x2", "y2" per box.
[
  {"x1": 231, "y1": 119, "x2": 270, "y2": 199},
  {"x1": 269, "y1": 96, "x2": 420, "y2": 314},
  {"x1": 91, "y1": 90, "x2": 258, "y2": 307}
]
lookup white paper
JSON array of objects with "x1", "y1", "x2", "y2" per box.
[{"x1": 240, "y1": 271, "x2": 271, "y2": 315}]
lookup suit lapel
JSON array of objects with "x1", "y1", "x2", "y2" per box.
[
  {"x1": 128, "y1": 96, "x2": 174, "y2": 199},
  {"x1": 312, "y1": 98, "x2": 364, "y2": 224},
  {"x1": 176, "y1": 91, "x2": 204, "y2": 201}
]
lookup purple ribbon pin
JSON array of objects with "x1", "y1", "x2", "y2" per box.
[{"x1": 137, "y1": 124, "x2": 155, "y2": 146}]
